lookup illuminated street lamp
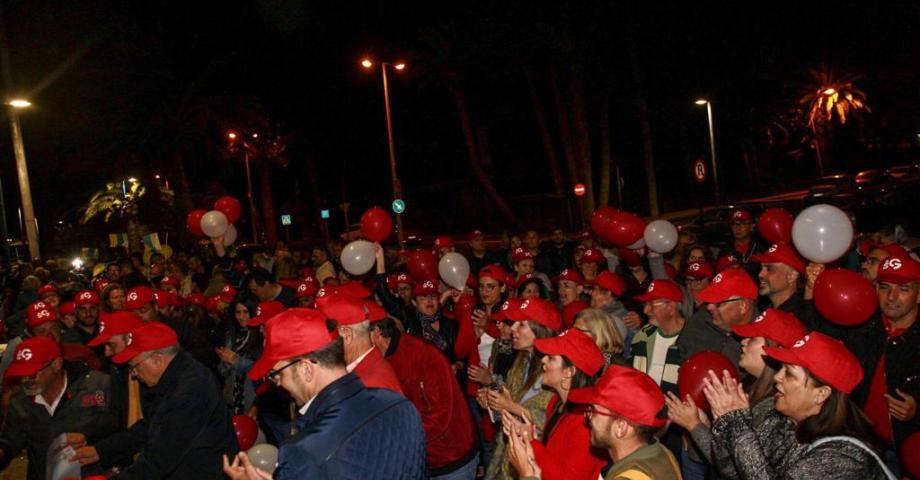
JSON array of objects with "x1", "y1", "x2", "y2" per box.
[
  {"x1": 361, "y1": 57, "x2": 406, "y2": 248},
  {"x1": 694, "y1": 98, "x2": 720, "y2": 206},
  {"x1": 7, "y1": 98, "x2": 39, "y2": 260}
]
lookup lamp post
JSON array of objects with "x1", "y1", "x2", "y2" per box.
[
  {"x1": 7, "y1": 99, "x2": 39, "y2": 260},
  {"x1": 695, "y1": 99, "x2": 720, "y2": 206},
  {"x1": 362, "y1": 58, "x2": 406, "y2": 248}
]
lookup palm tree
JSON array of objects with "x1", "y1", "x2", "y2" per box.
[
  {"x1": 800, "y1": 68, "x2": 870, "y2": 175},
  {"x1": 81, "y1": 178, "x2": 149, "y2": 252}
]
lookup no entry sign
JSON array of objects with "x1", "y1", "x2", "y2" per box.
[{"x1": 693, "y1": 159, "x2": 707, "y2": 183}]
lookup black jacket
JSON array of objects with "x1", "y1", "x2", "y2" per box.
[
  {"x1": 94, "y1": 352, "x2": 235, "y2": 479},
  {"x1": 375, "y1": 273, "x2": 459, "y2": 361},
  {"x1": 0, "y1": 363, "x2": 118, "y2": 480}
]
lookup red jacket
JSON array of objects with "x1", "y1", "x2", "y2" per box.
[
  {"x1": 531, "y1": 395, "x2": 609, "y2": 480},
  {"x1": 353, "y1": 347, "x2": 403, "y2": 394},
  {"x1": 386, "y1": 333, "x2": 478, "y2": 473}
]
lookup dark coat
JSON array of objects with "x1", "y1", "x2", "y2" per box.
[
  {"x1": 0, "y1": 363, "x2": 118, "y2": 480},
  {"x1": 278, "y1": 372, "x2": 427, "y2": 480},
  {"x1": 94, "y1": 352, "x2": 235, "y2": 479}
]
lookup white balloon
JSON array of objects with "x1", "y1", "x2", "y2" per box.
[
  {"x1": 340, "y1": 240, "x2": 376, "y2": 275},
  {"x1": 223, "y1": 224, "x2": 238, "y2": 246},
  {"x1": 643, "y1": 220, "x2": 678, "y2": 253},
  {"x1": 200, "y1": 210, "x2": 229, "y2": 238},
  {"x1": 438, "y1": 252, "x2": 471, "y2": 290},
  {"x1": 792, "y1": 204, "x2": 853, "y2": 263},
  {"x1": 246, "y1": 443, "x2": 278, "y2": 474},
  {"x1": 627, "y1": 238, "x2": 646, "y2": 250},
  {"x1": 255, "y1": 428, "x2": 266, "y2": 446}
]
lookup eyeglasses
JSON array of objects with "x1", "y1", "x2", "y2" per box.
[
  {"x1": 128, "y1": 353, "x2": 154, "y2": 374},
  {"x1": 265, "y1": 359, "x2": 300, "y2": 383},
  {"x1": 713, "y1": 298, "x2": 745, "y2": 308},
  {"x1": 583, "y1": 405, "x2": 619, "y2": 419},
  {"x1": 643, "y1": 300, "x2": 671, "y2": 309}
]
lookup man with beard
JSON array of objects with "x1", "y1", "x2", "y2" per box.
[
  {"x1": 0, "y1": 337, "x2": 116, "y2": 480},
  {"x1": 750, "y1": 243, "x2": 818, "y2": 330},
  {"x1": 63, "y1": 290, "x2": 101, "y2": 345}
]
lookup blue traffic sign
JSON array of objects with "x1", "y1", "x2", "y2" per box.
[{"x1": 392, "y1": 199, "x2": 406, "y2": 214}]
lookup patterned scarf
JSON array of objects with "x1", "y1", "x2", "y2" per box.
[
  {"x1": 418, "y1": 312, "x2": 449, "y2": 352},
  {"x1": 231, "y1": 328, "x2": 251, "y2": 414}
]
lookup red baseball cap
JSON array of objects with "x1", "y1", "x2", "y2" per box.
[
  {"x1": 684, "y1": 260, "x2": 714, "y2": 280},
  {"x1": 248, "y1": 300, "x2": 286, "y2": 327},
  {"x1": 751, "y1": 243, "x2": 806, "y2": 274},
  {"x1": 316, "y1": 294, "x2": 387, "y2": 325},
  {"x1": 185, "y1": 293, "x2": 207, "y2": 306},
  {"x1": 663, "y1": 263, "x2": 678, "y2": 280},
  {"x1": 248, "y1": 308, "x2": 338, "y2": 380},
  {"x1": 38, "y1": 284, "x2": 59, "y2": 297},
  {"x1": 568, "y1": 365, "x2": 667, "y2": 428},
  {"x1": 535, "y1": 329, "x2": 605, "y2": 376},
  {"x1": 74, "y1": 290, "x2": 101, "y2": 306},
  {"x1": 492, "y1": 297, "x2": 525, "y2": 322},
  {"x1": 859, "y1": 241, "x2": 909, "y2": 259},
  {"x1": 876, "y1": 256, "x2": 920, "y2": 285},
  {"x1": 715, "y1": 254, "x2": 741, "y2": 272},
  {"x1": 154, "y1": 290, "x2": 183, "y2": 307},
  {"x1": 336, "y1": 281, "x2": 372, "y2": 299},
  {"x1": 555, "y1": 268, "x2": 585, "y2": 286},
  {"x1": 479, "y1": 265, "x2": 510, "y2": 285},
  {"x1": 730, "y1": 208, "x2": 753, "y2": 223},
  {"x1": 88, "y1": 311, "x2": 145, "y2": 347},
  {"x1": 505, "y1": 298, "x2": 561, "y2": 332},
  {"x1": 581, "y1": 249, "x2": 605, "y2": 264},
  {"x1": 511, "y1": 247, "x2": 534, "y2": 263},
  {"x1": 561, "y1": 300, "x2": 589, "y2": 328},
  {"x1": 125, "y1": 286, "x2": 156, "y2": 310},
  {"x1": 158, "y1": 276, "x2": 180, "y2": 288},
  {"x1": 435, "y1": 236, "x2": 454, "y2": 250},
  {"x1": 5, "y1": 336, "x2": 62, "y2": 377},
  {"x1": 26, "y1": 305, "x2": 59, "y2": 330},
  {"x1": 295, "y1": 277, "x2": 319, "y2": 299},
  {"x1": 93, "y1": 277, "x2": 111, "y2": 293},
  {"x1": 696, "y1": 269, "x2": 757, "y2": 304},
  {"x1": 218, "y1": 284, "x2": 238, "y2": 303},
  {"x1": 592, "y1": 271, "x2": 626, "y2": 297},
  {"x1": 763, "y1": 332, "x2": 863, "y2": 394},
  {"x1": 395, "y1": 272, "x2": 412, "y2": 286},
  {"x1": 470, "y1": 230, "x2": 484, "y2": 240},
  {"x1": 732, "y1": 308, "x2": 807, "y2": 348},
  {"x1": 634, "y1": 279, "x2": 684, "y2": 303},
  {"x1": 59, "y1": 301, "x2": 76, "y2": 316},
  {"x1": 112, "y1": 322, "x2": 179, "y2": 364},
  {"x1": 412, "y1": 279, "x2": 439, "y2": 297}
]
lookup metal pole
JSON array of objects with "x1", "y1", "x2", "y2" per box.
[
  {"x1": 381, "y1": 64, "x2": 404, "y2": 249},
  {"x1": 0, "y1": 175, "x2": 9, "y2": 260},
  {"x1": 706, "y1": 102, "x2": 720, "y2": 206},
  {"x1": 244, "y1": 152, "x2": 259, "y2": 243},
  {"x1": 9, "y1": 111, "x2": 39, "y2": 260}
]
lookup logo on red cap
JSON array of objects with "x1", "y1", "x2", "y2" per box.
[
  {"x1": 713, "y1": 273, "x2": 723, "y2": 283},
  {"x1": 127, "y1": 292, "x2": 138, "y2": 302},
  {"x1": 297, "y1": 284, "x2": 307, "y2": 292},
  {"x1": 793, "y1": 335, "x2": 808, "y2": 348},
  {"x1": 16, "y1": 349, "x2": 32, "y2": 361},
  {"x1": 883, "y1": 257, "x2": 902, "y2": 270},
  {"x1": 125, "y1": 333, "x2": 133, "y2": 346},
  {"x1": 79, "y1": 292, "x2": 93, "y2": 300}
]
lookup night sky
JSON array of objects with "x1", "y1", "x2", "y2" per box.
[{"x1": 2, "y1": 1, "x2": 919, "y2": 254}]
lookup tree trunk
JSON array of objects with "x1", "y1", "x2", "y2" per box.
[
  {"x1": 569, "y1": 62, "x2": 595, "y2": 214},
  {"x1": 625, "y1": 25, "x2": 659, "y2": 217},
  {"x1": 169, "y1": 151, "x2": 195, "y2": 242},
  {"x1": 525, "y1": 67, "x2": 565, "y2": 198},
  {"x1": 550, "y1": 64, "x2": 584, "y2": 221},
  {"x1": 450, "y1": 81, "x2": 520, "y2": 229},
  {"x1": 597, "y1": 85, "x2": 612, "y2": 208},
  {"x1": 259, "y1": 161, "x2": 278, "y2": 247}
]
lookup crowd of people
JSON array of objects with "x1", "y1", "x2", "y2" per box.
[{"x1": 0, "y1": 208, "x2": 916, "y2": 480}]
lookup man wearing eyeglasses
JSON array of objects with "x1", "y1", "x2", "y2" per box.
[
  {"x1": 0, "y1": 336, "x2": 117, "y2": 480},
  {"x1": 70, "y1": 322, "x2": 234, "y2": 479},
  {"x1": 223, "y1": 308, "x2": 426, "y2": 480},
  {"x1": 630, "y1": 280, "x2": 686, "y2": 396}
]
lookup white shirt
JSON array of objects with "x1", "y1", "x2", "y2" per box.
[
  {"x1": 646, "y1": 330, "x2": 679, "y2": 386},
  {"x1": 477, "y1": 334, "x2": 495, "y2": 369},
  {"x1": 298, "y1": 396, "x2": 316, "y2": 416},
  {"x1": 35, "y1": 376, "x2": 68, "y2": 416},
  {"x1": 346, "y1": 347, "x2": 374, "y2": 373}
]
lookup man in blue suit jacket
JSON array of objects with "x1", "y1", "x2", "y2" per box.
[{"x1": 223, "y1": 308, "x2": 427, "y2": 480}]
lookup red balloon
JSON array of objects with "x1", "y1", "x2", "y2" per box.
[
  {"x1": 214, "y1": 196, "x2": 242, "y2": 224},
  {"x1": 593, "y1": 210, "x2": 645, "y2": 247},
  {"x1": 407, "y1": 249, "x2": 438, "y2": 282},
  {"x1": 186, "y1": 210, "x2": 207, "y2": 237},
  {"x1": 758, "y1": 208, "x2": 795, "y2": 244},
  {"x1": 360, "y1": 207, "x2": 393, "y2": 242},
  {"x1": 901, "y1": 432, "x2": 920, "y2": 479},
  {"x1": 232, "y1": 415, "x2": 258, "y2": 450},
  {"x1": 678, "y1": 351, "x2": 739, "y2": 413},
  {"x1": 813, "y1": 268, "x2": 877, "y2": 326}
]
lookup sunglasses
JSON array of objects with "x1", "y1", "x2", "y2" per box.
[{"x1": 266, "y1": 359, "x2": 300, "y2": 382}]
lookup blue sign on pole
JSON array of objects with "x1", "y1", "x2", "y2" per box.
[
  {"x1": 281, "y1": 214, "x2": 292, "y2": 226},
  {"x1": 391, "y1": 199, "x2": 406, "y2": 214},
  {"x1": 320, "y1": 209, "x2": 330, "y2": 219}
]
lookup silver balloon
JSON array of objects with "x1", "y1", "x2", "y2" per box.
[
  {"x1": 792, "y1": 204, "x2": 853, "y2": 263},
  {"x1": 643, "y1": 220, "x2": 678, "y2": 253},
  {"x1": 340, "y1": 240, "x2": 376, "y2": 275},
  {"x1": 439, "y1": 252, "x2": 471, "y2": 290},
  {"x1": 255, "y1": 428, "x2": 266, "y2": 446},
  {"x1": 627, "y1": 238, "x2": 646, "y2": 250},
  {"x1": 223, "y1": 224, "x2": 238, "y2": 246},
  {"x1": 246, "y1": 443, "x2": 278, "y2": 474},
  {"x1": 200, "y1": 210, "x2": 229, "y2": 238}
]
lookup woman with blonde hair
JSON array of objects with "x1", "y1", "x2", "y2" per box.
[{"x1": 571, "y1": 307, "x2": 627, "y2": 367}]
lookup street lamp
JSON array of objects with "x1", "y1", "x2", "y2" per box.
[
  {"x1": 7, "y1": 98, "x2": 39, "y2": 260},
  {"x1": 228, "y1": 131, "x2": 260, "y2": 243},
  {"x1": 361, "y1": 57, "x2": 406, "y2": 248},
  {"x1": 695, "y1": 99, "x2": 720, "y2": 206}
]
